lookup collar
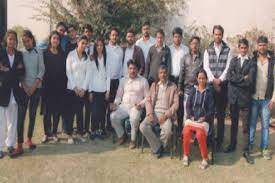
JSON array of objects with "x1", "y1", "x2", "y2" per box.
[
  {"x1": 157, "y1": 80, "x2": 168, "y2": 87},
  {"x1": 238, "y1": 54, "x2": 249, "y2": 60},
  {"x1": 194, "y1": 85, "x2": 208, "y2": 92},
  {"x1": 155, "y1": 43, "x2": 165, "y2": 49},
  {"x1": 214, "y1": 42, "x2": 223, "y2": 49},
  {"x1": 108, "y1": 42, "x2": 119, "y2": 49}
]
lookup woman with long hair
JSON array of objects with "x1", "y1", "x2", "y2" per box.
[
  {"x1": 42, "y1": 31, "x2": 67, "y2": 143},
  {"x1": 88, "y1": 38, "x2": 110, "y2": 140}
]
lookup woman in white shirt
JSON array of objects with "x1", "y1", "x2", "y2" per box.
[
  {"x1": 88, "y1": 38, "x2": 110, "y2": 140},
  {"x1": 66, "y1": 35, "x2": 90, "y2": 144}
]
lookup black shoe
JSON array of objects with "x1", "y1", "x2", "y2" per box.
[
  {"x1": 96, "y1": 129, "x2": 105, "y2": 140},
  {"x1": 216, "y1": 144, "x2": 224, "y2": 152},
  {"x1": 0, "y1": 151, "x2": 4, "y2": 159},
  {"x1": 224, "y1": 144, "x2": 236, "y2": 153},
  {"x1": 154, "y1": 145, "x2": 164, "y2": 159},
  {"x1": 90, "y1": 131, "x2": 96, "y2": 140},
  {"x1": 7, "y1": 147, "x2": 15, "y2": 157},
  {"x1": 243, "y1": 151, "x2": 254, "y2": 164}
]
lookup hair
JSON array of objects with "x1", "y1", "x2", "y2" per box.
[
  {"x1": 257, "y1": 36, "x2": 268, "y2": 44},
  {"x1": 48, "y1": 30, "x2": 62, "y2": 52},
  {"x1": 82, "y1": 24, "x2": 93, "y2": 33},
  {"x1": 67, "y1": 24, "x2": 76, "y2": 31},
  {"x1": 56, "y1": 22, "x2": 67, "y2": 31},
  {"x1": 238, "y1": 38, "x2": 249, "y2": 47},
  {"x1": 93, "y1": 37, "x2": 107, "y2": 70},
  {"x1": 127, "y1": 59, "x2": 139, "y2": 69},
  {"x1": 158, "y1": 63, "x2": 168, "y2": 72},
  {"x1": 172, "y1": 27, "x2": 183, "y2": 36},
  {"x1": 77, "y1": 35, "x2": 89, "y2": 60},
  {"x1": 22, "y1": 30, "x2": 36, "y2": 47},
  {"x1": 212, "y1": 25, "x2": 224, "y2": 35},
  {"x1": 196, "y1": 69, "x2": 208, "y2": 80},
  {"x1": 110, "y1": 27, "x2": 120, "y2": 36},
  {"x1": 126, "y1": 28, "x2": 135, "y2": 35},
  {"x1": 189, "y1": 36, "x2": 201, "y2": 44},
  {"x1": 3, "y1": 29, "x2": 18, "y2": 48},
  {"x1": 142, "y1": 21, "x2": 151, "y2": 27},
  {"x1": 155, "y1": 28, "x2": 165, "y2": 37}
]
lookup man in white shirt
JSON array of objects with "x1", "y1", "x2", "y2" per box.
[
  {"x1": 136, "y1": 21, "x2": 156, "y2": 66},
  {"x1": 110, "y1": 60, "x2": 149, "y2": 149},
  {"x1": 169, "y1": 27, "x2": 189, "y2": 131},
  {"x1": 106, "y1": 27, "x2": 124, "y2": 131},
  {"x1": 203, "y1": 25, "x2": 232, "y2": 151}
]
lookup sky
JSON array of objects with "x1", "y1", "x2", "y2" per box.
[{"x1": 7, "y1": 0, "x2": 275, "y2": 40}]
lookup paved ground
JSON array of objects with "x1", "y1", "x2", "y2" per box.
[{"x1": 0, "y1": 115, "x2": 274, "y2": 183}]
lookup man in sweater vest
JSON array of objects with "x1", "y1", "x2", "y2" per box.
[
  {"x1": 203, "y1": 25, "x2": 232, "y2": 151},
  {"x1": 249, "y1": 36, "x2": 275, "y2": 161}
]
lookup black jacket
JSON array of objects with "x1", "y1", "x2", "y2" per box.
[
  {"x1": 0, "y1": 49, "x2": 25, "y2": 107},
  {"x1": 251, "y1": 51, "x2": 274, "y2": 100},
  {"x1": 227, "y1": 56, "x2": 253, "y2": 107}
]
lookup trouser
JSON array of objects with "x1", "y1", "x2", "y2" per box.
[
  {"x1": 0, "y1": 102, "x2": 18, "y2": 151},
  {"x1": 139, "y1": 112, "x2": 172, "y2": 153},
  {"x1": 183, "y1": 125, "x2": 208, "y2": 160},
  {"x1": 229, "y1": 103, "x2": 250, "y2": 152},
  {"x1": 66, "y1": 90, "x2": 85, "y2": 135},
  {"x1": 213, "y1": 83, "x2": 227, "y2": 146},
  {"x1": 17, "y1": 89, "x2": 40, "y2": 144},
  {"x1": 84, "y1": 92, "x2": 91, "y2": 133},
  {"x1": 111, "y1": 105, "x2": 142, "y2": 141},
  {"x1": 107, "y1": 79, "x2": 119, "y2": 129},
  {"x1": 249, "y1": 99, "x2": 271, "y2": 150},
  {"x1": 43, "y1": 110, "x2": 60, "y2": 136},
  {"x1": 91, "y1": 91, "x2": 107, "y2": 132}
]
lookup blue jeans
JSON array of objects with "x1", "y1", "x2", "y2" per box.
[{"x1": 249, "y1": 99, "x2": 271, "y2": 149}]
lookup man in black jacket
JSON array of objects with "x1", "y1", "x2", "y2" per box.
[
  {"x1": 0, "y1": 30, "x2": 25, "y2": 158},
  {"x1": 225, "y1": 38, "x2": 254, "y2": 164}
]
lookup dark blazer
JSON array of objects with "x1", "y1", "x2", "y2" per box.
[
  {"x1": 0, "y1": 49, "x2": 25, "y2": 107},
  {"x1": 122, "y1": 45, "x2": 145, "y2": 75},
  {"x1": 227, "y1": 56, "x2": 253, "y2": 107}
]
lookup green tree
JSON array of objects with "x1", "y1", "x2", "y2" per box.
[{"x1": 33, "y1": 0, "x2": 186, "y2": 40}]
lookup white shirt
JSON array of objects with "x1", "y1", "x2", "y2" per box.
[
  {"x1": 106, "y1": 43, "x2": 123, "y2": 79},
  {"x1": 238, "y1": 54, "x2": 249, "y2": 68},
  {"x1": 66, "y1": 49, "x2": 90, "y2": 90},
  {"x1": 136, "y1": 36, "x2": 156, "y2": 61},
  {"x1": 169, "y1": 43, "x2": 189, "y2": 77},
  {"x1": 85, "y1": 43, "x2": 94, "y2": 56},
  {"x1": 7, "y1": 53, "x2": 16, "y2": 104},
  {"x1": 88, "y1": 56, "x2": 111, "y2": 92},
  {"x1": 203, "y1": 42, "x2": 232, "y2": 82},
  {"x1": 123, "y1": 46, "x2": 134, "y2": 77},
  {"x1": 114, "y1": 75, "x2": 149, "y2": 108}
]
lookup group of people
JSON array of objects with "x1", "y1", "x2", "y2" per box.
[{"x1": 0, "y1": 21, "x2": 274, "y2": 170}]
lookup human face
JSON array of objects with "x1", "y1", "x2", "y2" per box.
[
  {"x1": 173, "y1": 33, "x2": 182, "y2": 46},
  {"x1": 128, "y1": 64, "x2": 138, "y2": 79},
  {"x1": 126, "y1": 32, "x2": 135, "y2": 46},
  {"x1": 22, "y1": 36, "x2": 34, "y2": 50},
  {"x1": 96, "y1": 40, "x2": 104, "y2": 54},
  {"x1": 238, "y1": 44, "x2": 248, "y2": 57},
  {"x1": 142, "y1": 25, "x2": 150, "y2": 38},
  {"x1": 56, "y1": 25, "x2": 66, "y2": 37},
  {"x1": 83, "y1": 29, "x2": 92, "y2": 40},
  {"x1": 197, "y1": 72, "x2": 207, "y2": 88},
  {"x1": 189, "y1": 38, "x2": 200, "y2": 54},
  {"x1": 77, "y1": 39, "x2": 88, "y2": 53},
  {"x1": 50, "y1": 34, "x2": 60, "y2": 49},
  {"x1": 158, "y1": 68, "x2": 168, "y2": 83},
  {"x1": 68, "y1": 27, "x2": 77, "y2": 40},
  {"x1": 109, "y1": 30, "x2": 119, "y2": 45},
  {"x1": 6, "y1": 33, "x2": 17, "y2": 49},
  {"x1": 156, "y1": 33, "x2": 164, "y2": 47},
  {"x1": 213, "y1": 29, "x2": 223, "y2": 44},
  {"x1": 257, "y1": 42, "x2": 268, "y2": 56}
]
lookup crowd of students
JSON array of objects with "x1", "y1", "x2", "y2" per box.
[{"x1": 0, "y1": 21, "x2": 274, "y2": 170}]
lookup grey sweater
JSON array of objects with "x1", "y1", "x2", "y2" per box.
[{"x1": 22, "y1": 48, "x2": 45, "y2": 88}]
